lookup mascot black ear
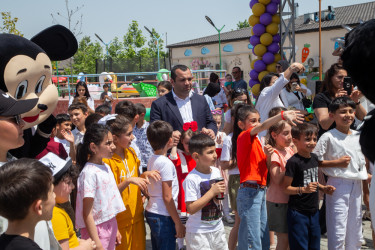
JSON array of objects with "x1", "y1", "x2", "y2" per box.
[
  {"x1": 31, "y1": 25, "x2": 78, "y2": 61},
  {"x1": 359, "y1": 109, "x2": 375, "y2": 163},
  {"x1": 342, "y1": 19, "x2": 375, "y2": 104}
]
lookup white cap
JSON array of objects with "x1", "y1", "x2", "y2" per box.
[{"x1": 39, "y1": 152, "x2": 72, "y2": 180}]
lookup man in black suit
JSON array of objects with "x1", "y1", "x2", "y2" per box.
[{"x1": 150, "y1": 64, "x2": 217, "y2": 144}]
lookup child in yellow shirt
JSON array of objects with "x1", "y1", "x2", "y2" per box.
[{"x1": 104, "y1": 115, "x2": 160, "y2": 250}]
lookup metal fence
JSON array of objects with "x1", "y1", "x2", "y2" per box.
[{"x1": 96, "y1": 56, "x2": 170, "y2": 76}]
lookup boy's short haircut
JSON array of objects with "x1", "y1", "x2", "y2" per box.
[
  {"x1": 103, "y1": 84, "x2": 109, "y2": 88},
  {"x1": 134, "y1": 103, "x2": 146, "y2": 115},
  {"x1": 0, "y1": 158, "x2": 53, "y2": 221},
  {"x1": 95, "y1": 104, "x2": 111, "y2": 115},
  {"x1": 328, "y1": 96, "x2": 356, "y2": 113},
  {"x1": 189, "y1": 133, "x2": 216, "y2": 155},
  {"x1": 147, "y1": 121, "x2": 173, "y2": 151},
  {"x1": 107, "y1": 115, "x2": 131, "y2": 136},
  {"x1": 85, "y1": 113, "x2": 103, "y2": 130},
  {"x1": 56, "y1": 114, "x2": 71, "y2": 125},
  {"x1": 68, "y1": 103, "x2": 88, "y2": 114},
  {"x1": 291, "y1": 123, "x2": 318, "y2": 140},
  {"x1": 115, "y1": 100, "x2": 137, "y2": 120}
]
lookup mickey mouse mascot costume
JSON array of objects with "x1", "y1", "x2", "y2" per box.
[{"x1": 0, "y1": 25, "x2": 77, "y2": 158}]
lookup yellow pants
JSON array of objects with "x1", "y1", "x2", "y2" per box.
[{"x1": 116, "y1": 220, "x2": 146, "y2": 250}]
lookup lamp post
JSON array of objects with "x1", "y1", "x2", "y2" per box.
[
  {"x1": 144, "y1": 26, "x2": 161, "y2": 71},
  {"x1": 95, "y1": 33, "x2": 112, "y2": 72},
  {"x1": 205, "y1": 16, "x2": 225, "y2": 70}
]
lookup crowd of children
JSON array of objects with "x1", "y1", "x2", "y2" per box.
[{"x1": 0, "y1": 64, "x2": 373, "y2": 250}]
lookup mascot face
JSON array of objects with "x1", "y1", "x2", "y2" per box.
[
  {"x1": 0, "y1": 25, "x2": 77, "y2": 129},
  {"x1": 4, "y1": 53, "x2": 57, "y2": 128}
]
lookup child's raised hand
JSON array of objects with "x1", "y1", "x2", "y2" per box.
[
  {"x1": 264, "y1": 144, "x2": 274, "y2": 158},
  {"x1": 338, "y1": 155, "x2": 351, "y2": 167},
  {"x1": 323, "y1": 185, "x2": 336, "y2": 195},
  {"x1": 61, "y1": 129, "x2": 74, "y2": 144},
  {"x1": 303, "y1": 182, "x2": 318, "y2": 193},
  {"x1": 283, "y1": 110, "x2": 305, "y2": 126},
  {"x1": 143, "y1": 170, "x2": 161, "y2": 182},
  {"x1": 210, "y1": 181, "x2": 226, "y2": 196}
]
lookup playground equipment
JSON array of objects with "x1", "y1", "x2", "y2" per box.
[
  {"x1": 100, "y1": 72, "x2": 139, "y2": 98},
  {"x1": 132, "y1": 76, "x2": 158, "y2": 97}
]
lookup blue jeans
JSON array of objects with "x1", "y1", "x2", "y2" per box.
[
  {"x1": 287, "y1": 208, "x2": 320, "y2": 250},
  {"x1": 145, "y1": 211, "x2": 176, "y2": 250},
  {"x1": 237, "y1": 187, "x2": 269, "y2": 250}
]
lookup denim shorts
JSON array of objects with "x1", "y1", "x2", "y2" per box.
[{"x1": 145, "y1": 210, "x2": 176, "y2": 250}]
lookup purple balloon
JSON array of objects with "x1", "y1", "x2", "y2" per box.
[
  {"x1": 273, "y1": 34, "x2": 281, "y2": 43},
  {"x1": 271, "y1": 0, "x2": 280, "y2": 3},
  {"x1": 260, "y1": 13, "x2": 272, "y2": 26},
  {"x1": 250, "y1": 0, "x2": 259, "y2": 9},
  {"x1": 253, "y1": 24, "x2": 266, "y2": 36},
  {"x1": 268, "y1": 42, "x2": 280, "y2": 54},
  {"x1": 263, "y1": 52, "x2": 275, "y2": 64},
  {"x1": 250, "y1": 70, "x2": 259, "y2": 80},
  {"x1": 266, "y1": 3, "x2": 278, "y2": 15},
  {"x1": 250, "y1": 36, "x2": 261, "y2": 47},
  {"x1": 254, "y1": 60, "x2": 267, "y2": 72},
  {"x1": 249, "y1": 79, "x2": 260, "y2": 88}
]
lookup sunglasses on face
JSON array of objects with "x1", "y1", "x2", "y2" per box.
[
  {"x1": 276, "y1": 65, "x2": 282, "y2": 69},
  {"x1": 211, "y1": 110, "x2": 222, "y2": 115},
  {"x1": 234, "y1": 88, "x2": 247, "y2": 94},
  {"x1": 0, "y1": 115, "x2": 22, "y2": 126}
]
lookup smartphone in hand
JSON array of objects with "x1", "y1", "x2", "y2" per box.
[{"x1": 343, "y1": 77, "x2": 353, "y2": 96}]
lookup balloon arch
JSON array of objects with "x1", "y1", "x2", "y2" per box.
[{"x1": 248, "y1": 0, "x2": 281, "y2": 96}]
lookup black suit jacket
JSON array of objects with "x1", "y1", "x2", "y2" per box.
[{"x1": 150, "y1": 91, "x2": 218, "y2": 134}]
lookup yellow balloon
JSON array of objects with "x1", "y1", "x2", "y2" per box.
[
  {"x1": 252, "y1": 3, "x2": 266, "y2": 17},
  {"x1": 272, "y1": 14, "x2": 281, "y2": 24},
  {"x1": 259, "y1": 0, "x2": 271, "y2": 4},
  {"x1": 254, "y1": 44, "x2": 267, "y2": 57},
  {"x1": 274, "y1": 53, "x2": 282, "y2": 63},
  {"x1": 267, "y1": 62, "x2": 277, "y2": 72},
  {"x1": 258, "y1": 71, "x2": 269, "y2": 82},
  {"x1": 252, "y1": 84, "x2": 261, "y2": 96},
  {"x1": 301, "y1": 78, "x2": 307, "y2": 85},
  {"x1": 251, "y1": 59, "x2": 259, "y2": 69},
  {"x1": 260, "y1": 33, "x2": 273, "y2": 46},
  {"x1": 248, "y1": 15, "x2": 260, "y2": 27},
  {"x1": 266, "y1": 23, "x2": 279, "y2": 35}
]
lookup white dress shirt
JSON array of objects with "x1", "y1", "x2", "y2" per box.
[{"x1": 172, "y1": 89, "x2": 194, "y2": 123}]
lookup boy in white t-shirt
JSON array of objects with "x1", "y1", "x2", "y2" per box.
[
  {"x1": 313, "y1": 97, "x2": 368, "y2": 250},
  {"x1": 183, "y1": 134, "x2": 228, "y2": 250},
  {"x1": 145, "y1": 121, "x2": 185, "y2": 249}
]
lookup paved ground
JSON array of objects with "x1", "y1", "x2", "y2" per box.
[{"x1": 145, "y1": 212, "x2": 374, "y2": 249}]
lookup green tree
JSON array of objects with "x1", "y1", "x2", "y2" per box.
[
  {"x1": 146, "y1": 28, "x2": 166, "y2": 58},
  {"x1": 68, "y1": 36, "x2": 103, "y2": 74},
  {"x1": 237, "y1": 19, "x2": 250, "y2": 29},
  {"x1": 107, "y1": 37, "x2": 126, "y2": 59},
  {"x1": 0, "y1": 12, "x2": 23, "y2": 36},
  {"x1": 123, "y1": 20, "x2": 146, "y2": 58}
]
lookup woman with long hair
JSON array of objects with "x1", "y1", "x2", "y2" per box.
[
  {"x1": 313, "y1": 63, "x2": 366, "y2": 137},
  {"x1": 69, "y1": 81, "x2": 95, "y2": 111}
]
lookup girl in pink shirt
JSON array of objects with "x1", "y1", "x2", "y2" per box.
[{"x1": 266, "y1": 119, "x2": 295, "y2": 250}]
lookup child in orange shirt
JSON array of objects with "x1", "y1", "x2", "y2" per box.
[
  {"x1": 235, "y1": 103, "x2": 303, "y2": 250},
  {"x1": 104, "y1": 115, "x2": 160, "y2": 250}
]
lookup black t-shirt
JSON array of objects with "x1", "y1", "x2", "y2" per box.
[
  {"x1": 285, "y1": 153, "x2": 319, "y2": 215},
  {"x1": 0, "y1": 234, "x2": 42, "y2": 250},
  {"x1": 313, "y1": 92, "x2": 336, "y2": 138}
]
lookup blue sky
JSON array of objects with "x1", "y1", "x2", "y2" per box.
[{"x1": 2, "y1": 0, "x2": 372, "y2": 52}]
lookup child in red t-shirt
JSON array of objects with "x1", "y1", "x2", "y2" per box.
[
  {"x1": 170, "y1": 121, "x2": 199, "y2": 250},
  {"x1": 234, "y1": 103, "x2": 304, "y2": 250}
]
